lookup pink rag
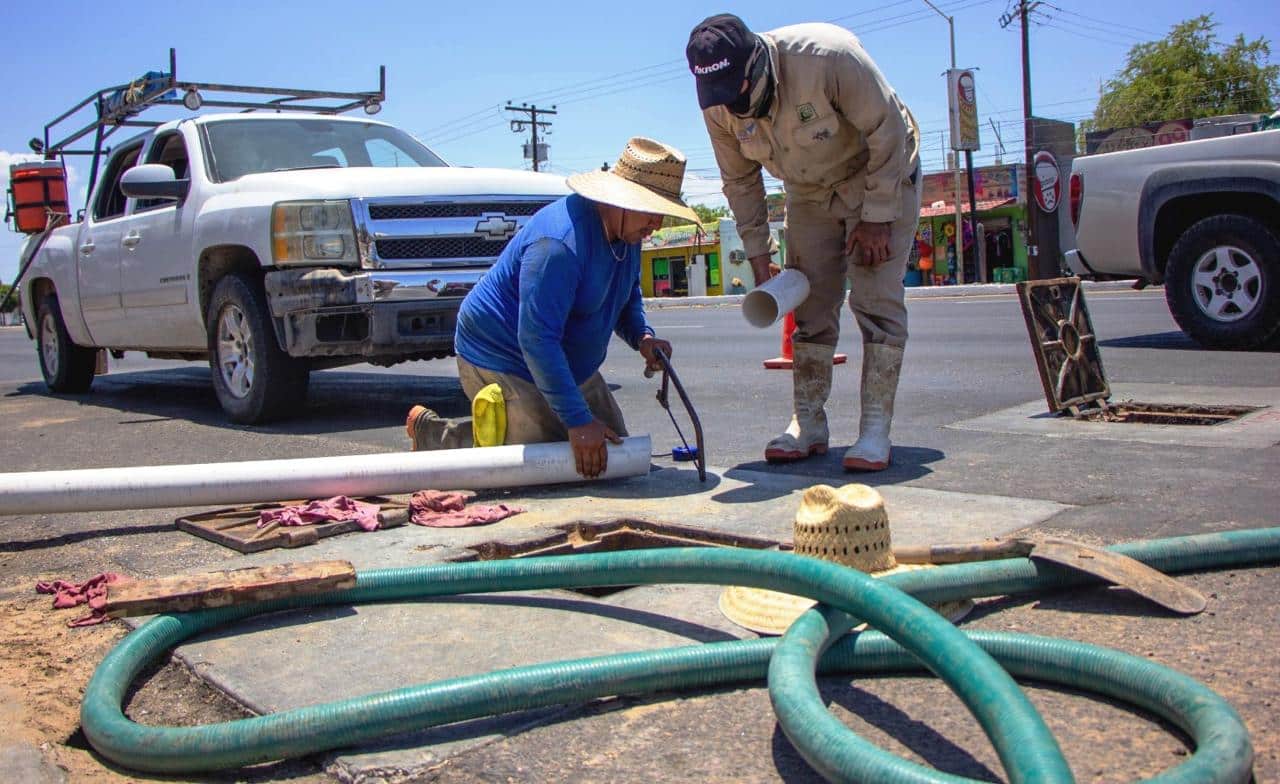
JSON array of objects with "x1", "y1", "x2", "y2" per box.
[
  {"x1": 258, "y1": 495, "x2": 382, "y2": 532},
  {"x1": 410, "y1": 490, "x2": 525, "y2": 528},
  {"x1": 35, "y1": 572, "x2": 127, "y2": 627}
]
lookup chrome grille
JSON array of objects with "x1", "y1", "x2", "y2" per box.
[
  {"x1": 376, "y1": 237, "x2": 512, "y2": 260},
  {"x1": 369, "y1": 201, "x2": 552, "y2": 220},
  {"x1": 356, "y1": 195, "x2": 562, "y2": 269}
]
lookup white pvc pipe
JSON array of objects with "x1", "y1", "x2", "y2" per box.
[
  {"x1": 741, "y1": 269, "x2": 811, "y2": 328},
  {"x1": 0, "y1": 436, "x2": 652, "y2": 516}
]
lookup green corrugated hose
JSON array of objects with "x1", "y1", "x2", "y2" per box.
[{"x1": 80, "y1": 528, "x2": 1278, "y2": 782}]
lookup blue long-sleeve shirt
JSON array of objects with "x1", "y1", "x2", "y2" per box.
[{"x1": 454, "y1": 194, "x2": 654, "y2": 428}]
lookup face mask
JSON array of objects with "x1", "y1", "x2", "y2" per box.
[{"x1": 729, "y1": 42, "x2": 774, "y2": 119}]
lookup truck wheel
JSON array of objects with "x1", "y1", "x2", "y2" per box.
[
  {"x1": 36, "y1": 293, "x2": 96, "y2": 393},
  {"x1": 1164, "y1": 214, "x2": 1280, "y2": 350},
  {"x1": 206, "y1": 274, "x2": 309, "y2": 423}
]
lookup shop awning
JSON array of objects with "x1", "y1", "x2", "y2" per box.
[{"x1": 919, "y1": 197, "x2": 1015, "y2": 218}]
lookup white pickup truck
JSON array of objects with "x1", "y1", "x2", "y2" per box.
[
  {"x1": 1065, "y1": 129, "x2": 1279, "y2": 350},
  {"x1": 17, "y1": 112, "x2": 568, "y2": 422}
]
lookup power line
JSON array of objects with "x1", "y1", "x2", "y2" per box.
[
  {"x1": 424, "y1": 0, "x2": 1001, "y2": 139},
  {"x1": 416, "y1": 104, "x2": 503, "y2": 140},
  {"x1": 1036, "y1": 19, "x2": 1138, "y2": 48},
  {"x1": 1039, "y1": 3, "x2": 1162, "y2": 38},
  {"x1": 427, "y1": 118, "x2": 510, "y2": 148},
  {"x1": 1037, "y1": 14, "x2": 1145, "y2": 44}
]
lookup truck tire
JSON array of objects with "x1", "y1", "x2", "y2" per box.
[
  {"x1": 1164, "y1": 214, "x2": 1280, "y2": 350},
  {"x1": 36, "y1": 293, "x2": 96, "y2": 393},
  {"x1": 206, "y1": 274, "x2": 309, "y2": 423}
]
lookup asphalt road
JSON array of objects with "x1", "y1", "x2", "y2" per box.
[{"x1": 3, "y1": 289, "x2": 1275, "y2": 545}]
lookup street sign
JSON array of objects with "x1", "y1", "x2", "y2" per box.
[{"x1": 1032, "y1": 150, "x2": 1060, "y2": 213}]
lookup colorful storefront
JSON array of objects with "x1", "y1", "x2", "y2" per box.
[
  {"x1": 913, "y1": 163, "x2": 1029, "y2": 285},
  {"x1": 639, "y1": 218, "x2": 787, "y2": 298},
  {"x1": 641, "y1": 222, "x2": 723, "y2": 298}
]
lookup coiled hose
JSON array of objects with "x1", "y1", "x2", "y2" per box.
[{"x1": 81, "y1": 528, "x2": 1279, "y2": 782}]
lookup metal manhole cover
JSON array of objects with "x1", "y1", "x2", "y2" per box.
[
  {"x1": 1016, "y1": 277, "x2": 1109, "y2": 413},
  {"x1": 1074, "y1": 401, "x2": 1261, "y2": 426}
]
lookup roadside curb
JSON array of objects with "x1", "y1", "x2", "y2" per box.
[{"x1": 643, "y1": 280, "x2": 1146, "y2": 309}]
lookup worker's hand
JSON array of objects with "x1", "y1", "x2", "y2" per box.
[
  {"x1": 568, "y1": 419, "x2": 623, "y2": 479},
  {"x1": 639, "y1": 334, "x2": 672, "y2": 374},
  {"x1": 749, "y1": 254, "x2": 781, "y2": 286},
  {"x1": 847, "y1": 221, "x2": 893, "y2": 266}
]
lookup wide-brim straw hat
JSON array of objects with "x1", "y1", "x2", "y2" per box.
[
  {"x1": 719, "y1": 483, "x2": 974, "y2": 636},
  {"x1": 567, "y1": 137, "x2": 700, "y2": 225}
]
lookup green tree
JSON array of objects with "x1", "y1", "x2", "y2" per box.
[
  {"x1": 1085, "y1": 15, "x2": 1278, "y2": 133},
  {"x1": 661, "y1": 202, "x2": 728, "y2": 228},
  {"x1": 691, "y1": 203, "x2": 729, "y2": 223}
]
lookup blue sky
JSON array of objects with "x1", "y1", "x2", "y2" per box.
[{"x1": 2, "y1": 0, "x2": 1277, "y2": 283}]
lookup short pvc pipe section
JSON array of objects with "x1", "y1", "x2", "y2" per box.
[
  {"x1": 80, "y1": 529, "x2": 1278, "y2": 782},
  {"x1": 0, "y1": 436, "x2": 651, "y2": 514}
]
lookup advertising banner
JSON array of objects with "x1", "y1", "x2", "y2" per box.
[
  {"x1": 947, "y1": 69, "x2": 981, "y2": 151},
  {"x1": 1084, "y1": 119, "x2": 1192, "y2": 155}
]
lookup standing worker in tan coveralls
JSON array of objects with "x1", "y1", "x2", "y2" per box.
[{"x1": 686, "y1": 14, "x2": 922, "y2": 471}]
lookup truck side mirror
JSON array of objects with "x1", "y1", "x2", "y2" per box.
[{"x1": 120, "y1": 164, "x2": 190, "y2": 201}]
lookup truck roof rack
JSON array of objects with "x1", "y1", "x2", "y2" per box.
[{"x1": 33, "y1": 48, "x2": 386, "y2": 198}]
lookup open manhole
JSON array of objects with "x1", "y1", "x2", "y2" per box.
[
  {"x1": 464, "y1": 520, "x2": 781, "y2": 597},
  {"x1": 1017, "y1": 278, "x2": 1262, "y2": 427},
  {"x1": 1071, "y1": 401, "x2": 1261, "y2": 426}
]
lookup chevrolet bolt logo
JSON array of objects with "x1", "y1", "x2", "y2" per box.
[{"x1": 474, "y1": 213, "x2": 518, "y2": 241}]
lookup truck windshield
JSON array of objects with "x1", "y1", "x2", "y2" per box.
[{"x1": 202, "y1": 118, "x2": 447, "y2": 181}]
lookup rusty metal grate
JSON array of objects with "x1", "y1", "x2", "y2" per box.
[
  {"x1": 1072, "y1": 401, "x2": 1261, "y2": 426},
  {"x1": 1015, "y1": 278, "x2": 1261, "y2": 427},
  {"x1": 1017, "y1": 277, "x2": 1109, "y2": 413},
  {"x1": 465, "y1": 520, "x2": 780, "y2": 596}
]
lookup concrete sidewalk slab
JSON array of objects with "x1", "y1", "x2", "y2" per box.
[
  {"x1": 947, "y1": 384, "x2": 1280, "y2": 449},
  {"x1": 143, "y1": 464, "x2": 1070, "y2": 781}
]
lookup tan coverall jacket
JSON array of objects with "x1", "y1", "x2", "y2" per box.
[{"x1": 704, "y1": 23, "x2": 922, "y2": 346}]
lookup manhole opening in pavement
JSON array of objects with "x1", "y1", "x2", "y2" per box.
[
  {"x1": 465, "y1": 520, "x2": 781, "y2": 597},
  {"x1": 1072, "y1": 401, "x2": 1261, "y2": 426}
]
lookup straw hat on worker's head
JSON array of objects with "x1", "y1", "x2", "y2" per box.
[
  {"x1": 719, "y1": 483, "x2": 974, "y2": 636},
  {"x1": 567, "y1": 137, "x2": 700, "y2": 225}
]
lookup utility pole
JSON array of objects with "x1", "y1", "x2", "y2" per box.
[
  {"x1": 1001, "y1": 1, "x2": 1040, "y2": 275},
  {"x1": 505, "y1": 103, "x2": 556, "y2": 172}
]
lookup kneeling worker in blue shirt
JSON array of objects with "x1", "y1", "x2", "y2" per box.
[{"x1": 415, "y1": 137, "x2": 699, "y2": 479}]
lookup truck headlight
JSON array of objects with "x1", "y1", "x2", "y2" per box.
[{"x1": 272, "y1": 200, "x2": 360, "y2": 265}]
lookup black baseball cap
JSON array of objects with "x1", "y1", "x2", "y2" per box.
[{"x1": 686, "y1": 14, "x2": 756, "y2": 110}]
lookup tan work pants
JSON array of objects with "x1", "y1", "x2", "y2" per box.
[
  {"x1": 783, "y1": 172, "x2": 922, "y2": 348},
  {"x1": 456, "y1": 356, "x2": 628, "y2": 445}
]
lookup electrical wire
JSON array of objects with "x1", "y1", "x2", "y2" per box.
[
  {"x1": 425, "y1": 0, "x2": 1001, "y2": 139},
  {"x1": 1039, "y1": 3, "x2": 1163, "y2": 39}
]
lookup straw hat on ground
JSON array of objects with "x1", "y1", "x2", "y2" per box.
[
  {"x1": 567, "y1": 137, "x2": 700, "y2": 224},
  {"x1": 720, "y1": 483, "x2": 973, "y2": 636}
]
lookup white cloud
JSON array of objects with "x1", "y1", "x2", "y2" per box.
[
  {"x1": 0, "y1": 151, "x2": 83, "y2": 287},
  {"x1": 0, "y1": 150, "x2": 42, "y2": 197}
]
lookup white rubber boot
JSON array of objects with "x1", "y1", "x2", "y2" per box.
[
  {"x1": 765, "y1": 342, "x2": 833, "y2": 463},
  {"x1": 843, "y1": 343, "x2": 904, "y2": 472}
]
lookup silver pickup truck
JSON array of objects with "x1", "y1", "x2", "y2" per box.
[{"x1": 1065, "y1": 129, "x2": 1279, "y2": 350}]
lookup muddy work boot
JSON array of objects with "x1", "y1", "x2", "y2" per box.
[
  {"x1": 765, "y1": 342, "x2": 834, "y2": 463},
  {"x1": 406, "y1": 405, "x2": 473, "y2": 451},
  {"x1": 843, "y1": 343, "x2": 904, "y2": 472}
]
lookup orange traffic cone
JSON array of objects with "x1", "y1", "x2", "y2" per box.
[{"x1": 763, "y1": 312, "x2": 847, "y2": 369}]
